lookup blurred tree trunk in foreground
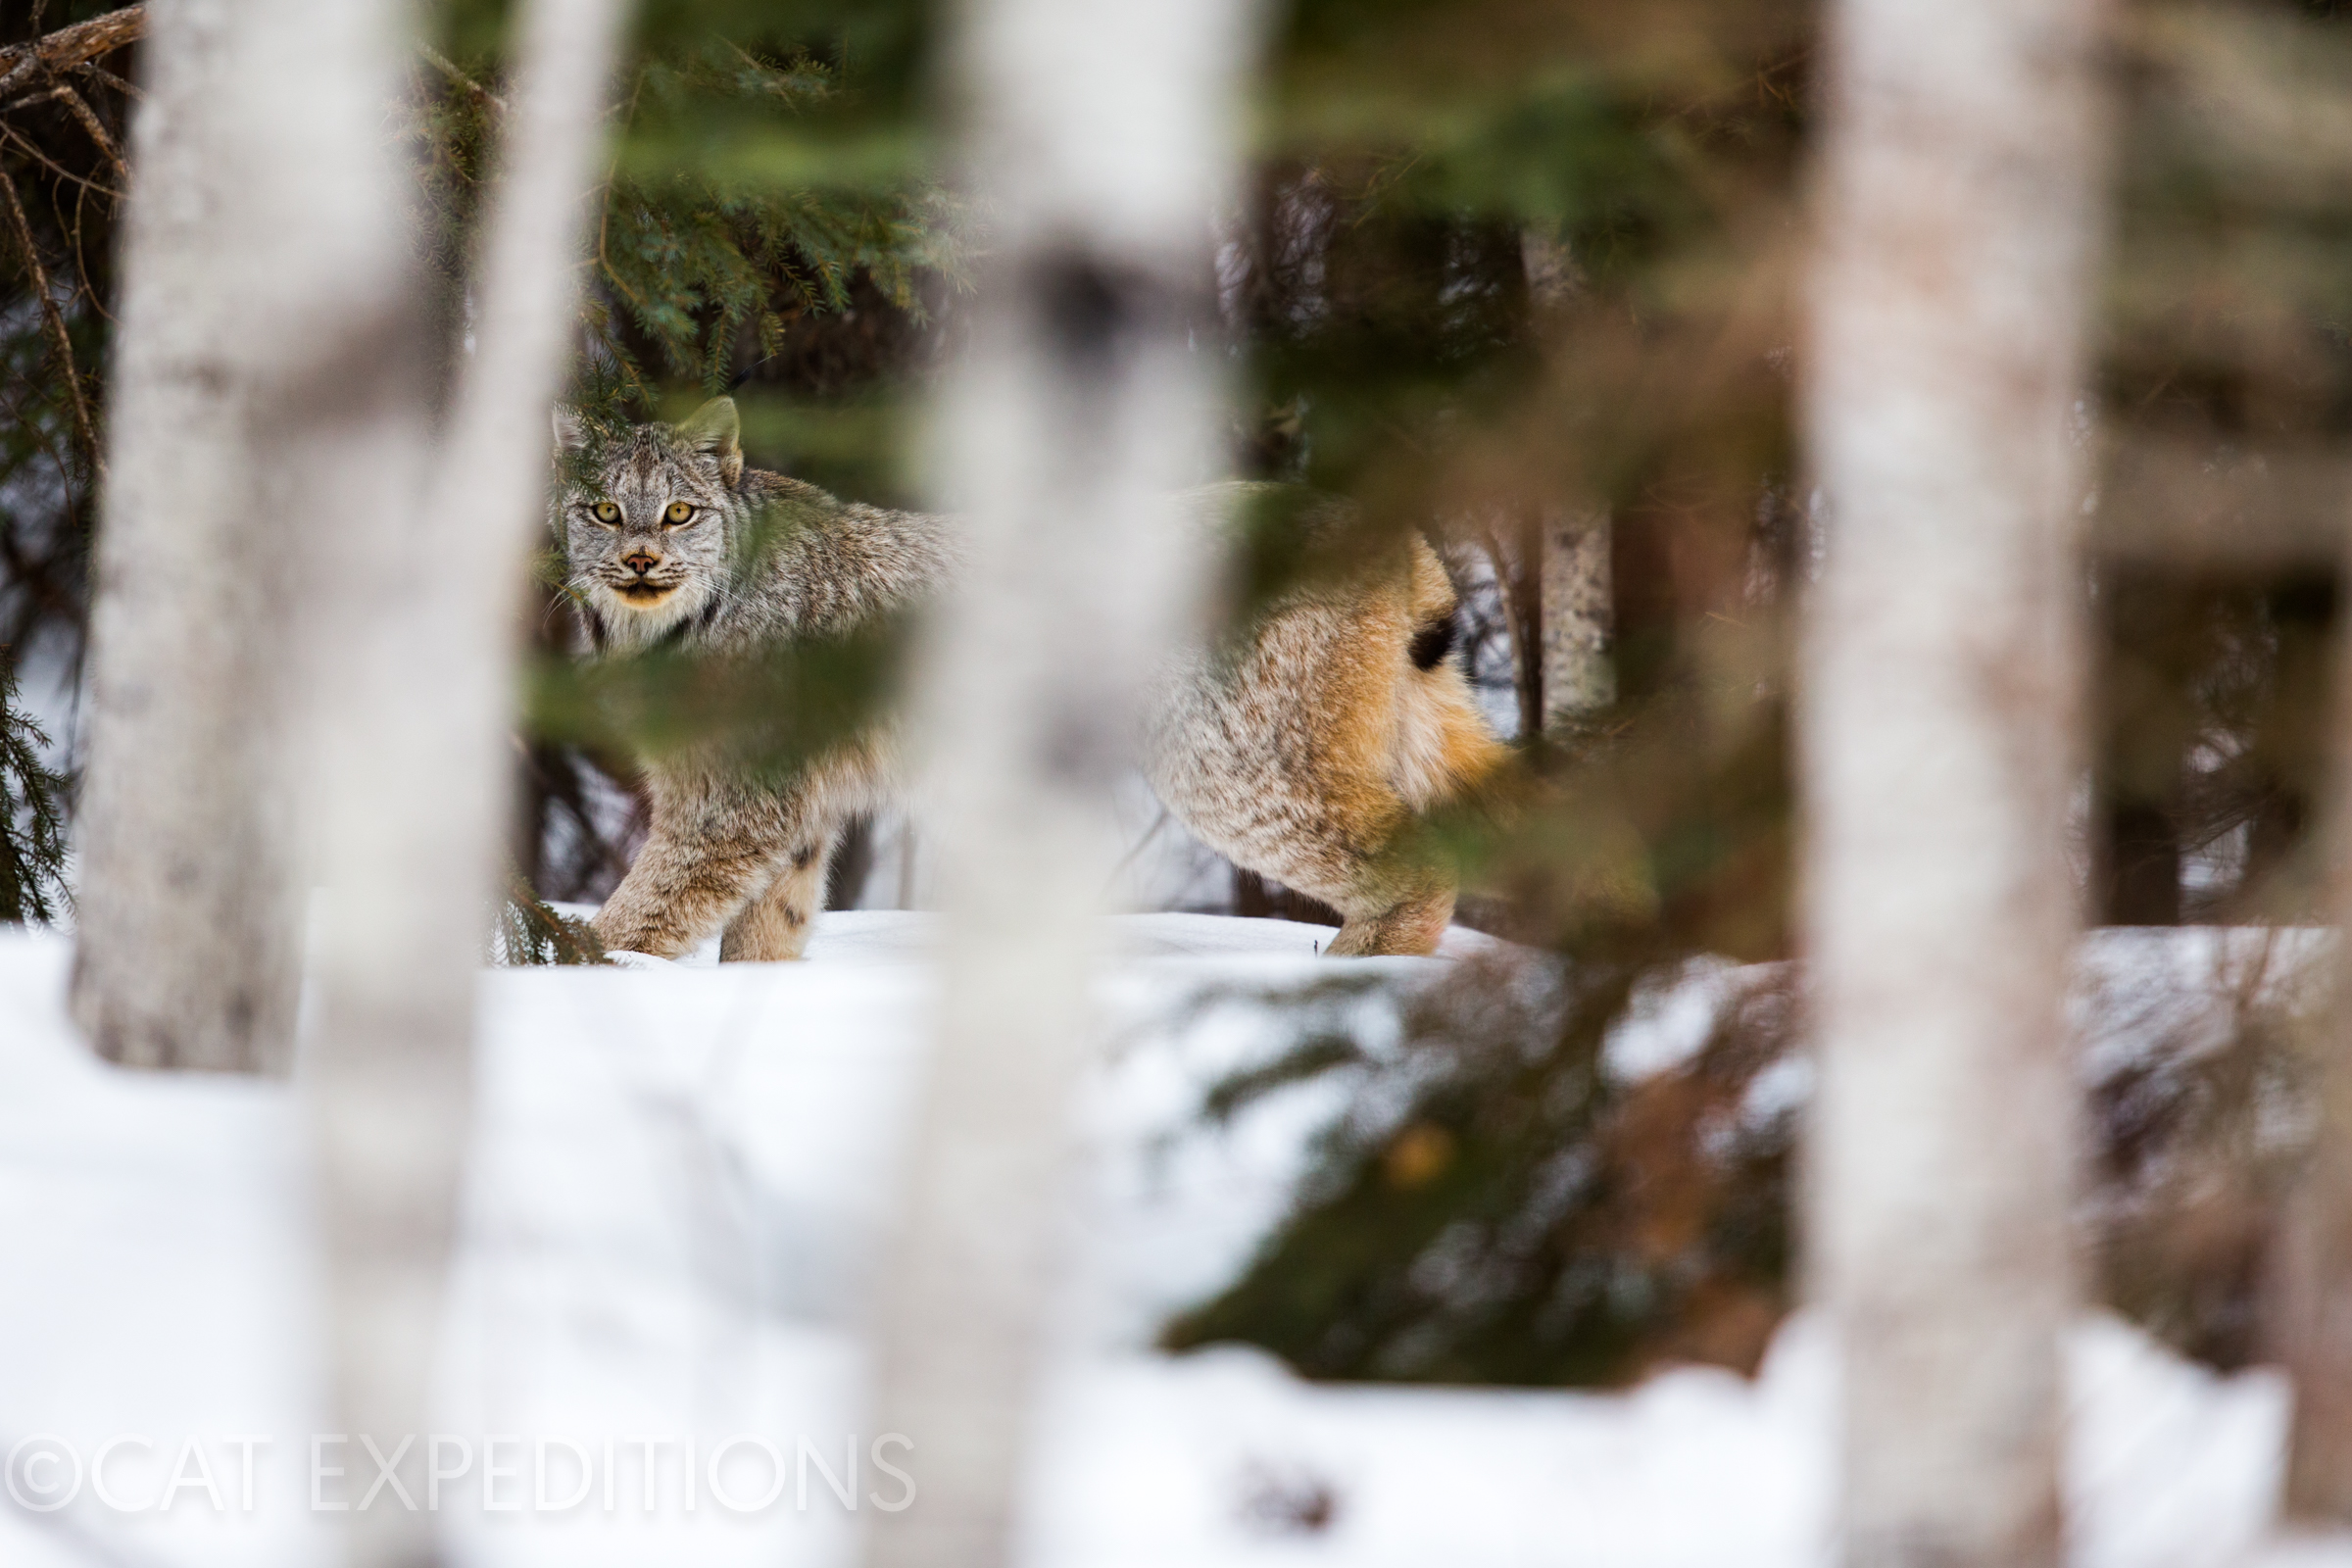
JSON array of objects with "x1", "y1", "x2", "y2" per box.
[
  {"x1": 2276, "y1": 545, "x2": 2352, "y2": 1507},
  {"x1": 70, "y1": 0, "x2": 304, "y2": 1074},
  {"x1": 298, "y1": 0, "x2": 627, "y2": 1560},
  {"x1": 861, "y1": 0, "x2": 1260, "y2": 1561},
  {"x1": 1802, "y1": 0, "x2": 2111, "y2": 1564},
  {"x1": 2278, "y1": 921, "x2": 2352, "y2": 1512}
]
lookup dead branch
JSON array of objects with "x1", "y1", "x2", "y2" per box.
[
  {"x1": 69, "y1": 59, "x2": 136, "y2": 102},
  {"x1": 419, "y1": 43, "x2": 508, "y2": 117},
  {"x1": 0, "y1": 121, "x2": 123, "y2": 202},
  {"x1": 0, "y1": 6, "x2": 144, "y2": 106},
  {"x1": 45, "y1": 80, "x2": 123, "y2": 175},
  {"x1": 0, "y1": 163, "x2": 100, "y2": 477}
]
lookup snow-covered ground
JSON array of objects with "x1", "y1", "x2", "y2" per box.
[{"x1": 0, "y1": 914, "x2": 2335, "y2": 1567}]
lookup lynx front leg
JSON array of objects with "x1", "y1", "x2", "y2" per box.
[
  {"x1": 720, "y1": 828, "x2": 839, "y2": 961},
  {"x1": 594, "y1": 825, "x2": 781, "y2": 960}
]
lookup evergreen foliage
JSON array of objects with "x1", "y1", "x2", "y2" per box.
[
  {"x1": 1165, "y1": 957, "x2": 1795, "y2": 1387},
  {"x1": 0, "y1": 658, "x2": 68, "y2": 926},
  {"x1": 423, "y1": 0, "x2": 962, "y2": 424},
  {"x1": 491, "y1": 870, "x2": 610, "y2": 965}
]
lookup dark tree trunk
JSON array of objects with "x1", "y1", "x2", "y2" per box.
[
  {"x1": 827, "y1": 813, "x2": 875, "y2": 909},
  {"x1": 2097, "y1": 797, "x2": 2182, "y2": 924},
  {"x1": 1232, "y1": 866, "x2": 1341, "y2": 926},
  {"x1": 2092, "y1": 566, "x2": 2196, "y2": 925}
]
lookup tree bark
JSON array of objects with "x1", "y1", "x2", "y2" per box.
[
  {"x1": 1539, "y1": 508, "x2": 1613, "y2": 731},
  {"x1": 295, "y1": 0, "x2": 624, "y2": 1563},
  {"x1": 69, "y1": 0, "x2": 342, "y2": 1075},
  {"x1": 1801, "y1": 1, "x2": 2111, "y2": 1564},
  {"x1": 861, "y1": 1, "x2": 1261, "y2": 1562},
  {"x1": 0, "y1": 7, "x2": 146, "y2": 106},
  {"x1": 1517, "y1": 229, "x2": 1613, "y2": 737},
  {"x1": 2277, "y1": 518, "x2": 2352, "y2": 1516}
]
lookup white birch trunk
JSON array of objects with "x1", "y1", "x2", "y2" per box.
[
  {"x1": 70, "y1": 0, "x2": 312, "y2": 1075},
  {"x1": 861, "y1": 2, "x2": 1259, "y2": 1562},
  {"x1": 1539, "y1": 511, "x2": 1612, "y2": 728},
  {"x1": 297, "y1": 2, "x2": 624, "y2": 1562},
  {"x1": 1801, "y1": 1, "x2": 2110, "y2": 1564}
]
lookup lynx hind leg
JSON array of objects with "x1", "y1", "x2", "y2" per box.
[
  {"x1": 719, "y1": 828, "x2": 838, "y2": 962},
  {"x1": 1195, "y1": 792, "x2": 1459, "y2": 958}
]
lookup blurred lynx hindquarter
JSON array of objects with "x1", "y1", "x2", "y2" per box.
[{"x1": 561, "y1": 398, "x2": 1507, "y2": 959}]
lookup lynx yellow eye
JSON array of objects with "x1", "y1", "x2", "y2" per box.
[
  {"x1": 664, "y1": 501, "x2": 694, "y2": 525},
  {"x1": 592, "y1": 501, "x2": 619, "y2": 524}
]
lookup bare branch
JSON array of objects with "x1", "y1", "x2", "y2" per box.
[
  {"x1": 0, "y1": 162, "x2": 98, "y2": 477},
  {"x1": 69, "y1": 59, "x2": 137, "y2": 102},
  {"x1": 418, "y1": 42, "x2": 508, "y2": 117},
  {"x1": 46, "y1": 80, "x2": 124, "y2": 176},
  {"x1": 0, "y1": 5, "x2": 144, "y2": 105},
  {"x1": 0, "y1": 121, "x2": 124, "y2": 202}
]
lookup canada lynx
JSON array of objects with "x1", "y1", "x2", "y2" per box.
[{"x1": 559, "y1": 398, "x2": 1507, "y2": 959}]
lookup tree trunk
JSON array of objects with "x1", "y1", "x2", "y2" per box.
[
  {"x1": 1801, "y1": 1, "x2": 2111, "y2": 1564},
  {"x1": 1517, "y1": 229, "x2": 1613, "y2": 737},
  {"x1": 861, "y1": 1, "x2": 1261, "y2": 1562},
  {"x1": 826, "y1": 813, "x2": 876, "y2": 908},
  {"x1": 295, "y1": 0, "x2": 624, "y2": 1563},
  {"x1": 69, "y1": 0, "x2": 308, "y2": 1075},
  {"x1": 1485, "y1": 517, "x2": 1544, "y2": 740},
  {"x1": 1540, "y1": 507, "x2": 1613, "y2": 731},
  {"x1": 2090, "y1": 565, "x2": 2194, "y2": 924},
  {"x1": 2277, "y1": 539, "x2": 2352, "y2": 1517}
]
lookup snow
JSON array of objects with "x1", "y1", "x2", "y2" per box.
[{"x1": 0, "y1": 916, "x2": 2326, "y2": 1566}]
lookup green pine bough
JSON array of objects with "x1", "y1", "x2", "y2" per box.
[{"x1": 0, "y1": 661, "x2": 68, "y2": 926}]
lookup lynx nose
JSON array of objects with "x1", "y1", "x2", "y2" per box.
[{"x1": 622, "y1": 549, "x2": 660, "y2": 575}]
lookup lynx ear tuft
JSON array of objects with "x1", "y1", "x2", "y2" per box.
[
  {"x1": 552, "y1": 405, "x2": 590, "y2": 456},
  {"x1": 677, "y1": 397, "x2": 743, "y2": 486}
]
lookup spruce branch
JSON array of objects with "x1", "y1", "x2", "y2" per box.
[
  {"x1": 492, "y1": 868, "x2": 609, "y2": 965},
  {"x1": 0, "y1": 658, "x2": 69, "y2": 927}
]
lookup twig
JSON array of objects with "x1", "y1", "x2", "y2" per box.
[
  {"x1": 419, "y1": 42, "x2": 508, "y2": 116},
  {"x1": 591, "y1": 73, "x2": 646, "y2": 309},
  {"x1": 65, "y1": 146, "x2": 112, "y2": 325},
  {"x1": 0, "y1": 83, "x2": 128, "y2": 176},
  {"x1": 0, "y1": 357, "x2": 80, "y2": 495},
  {"x1": 69, "y1": 59, "x2": 137, "y2": 102},
  {"x1": 0, "y1": 163, "x2": 99, "y2": 480},
  {"x1": 46, "y1": 80, "x2": 124, "y2": 176},
  {"x1": 0, "y1": 122, "x2": 123, "y2": 202},
  {"x1": 594, "y1": 182, "x2": 643, "y2": 306},
  {"x1": 1104, "y1": 805, "x2": 1171, "y2": 891}
]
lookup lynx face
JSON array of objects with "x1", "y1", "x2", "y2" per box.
[{"x1": 556, "y1": 402, "x2": 744, "y2": 648}]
